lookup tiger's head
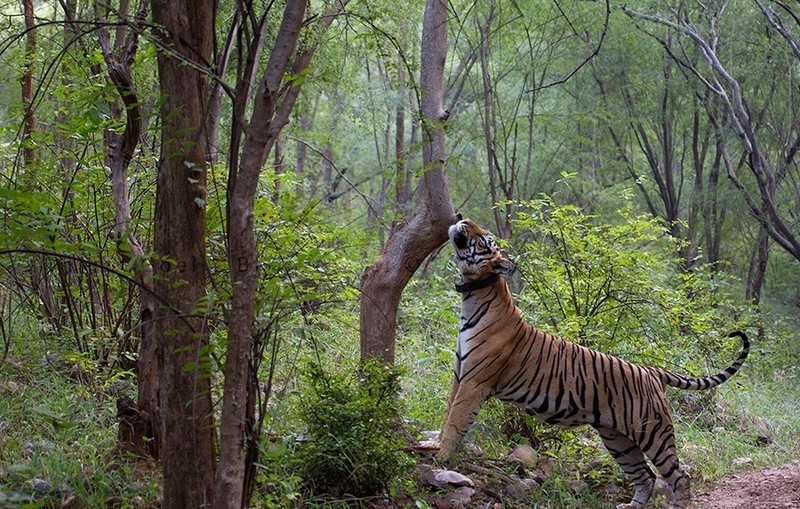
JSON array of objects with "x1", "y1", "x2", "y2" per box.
[{"x1": 448, "y1": 219, "x2": 515, "y2": 282}]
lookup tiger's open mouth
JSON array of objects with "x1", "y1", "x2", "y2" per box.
[{"x1": 449, "y1": 222, "x2": 469, "y2": 249}]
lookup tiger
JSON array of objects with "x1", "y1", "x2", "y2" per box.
[{"x1": 437, "y1": 218, "x2": 749, "y2": 509}]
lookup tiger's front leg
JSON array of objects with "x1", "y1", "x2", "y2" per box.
[{"x1": 437, "y1": 381, "x2": 490, "y2": 462}]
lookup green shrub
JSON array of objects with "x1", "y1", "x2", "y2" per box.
[
  {"x1": 295, "y1": 358, "x2": 414, "y2": 499},
  {"x1": 512, "y1": 196, "x2": 746, "y2": 368}
]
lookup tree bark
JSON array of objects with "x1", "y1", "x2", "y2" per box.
[
  {"x1": 151, "y1": 1, "x2": 216, "y2": 506},
  {"x1": 359, "y1": 0, "x2": 458, "y2": 363}
]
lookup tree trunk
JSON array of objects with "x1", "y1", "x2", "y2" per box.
[
  {"x1": 477, "y1": 4, "x2": 512, "y2": 239},
  {"x1": 206, "y1": 13, "x2": 238, "y2": 164},
  {"x1": 359, "y1": 0, "x2": 457, "y2": 363},
  {"x1": 745, "y1": 225, "x2": 771, "y2": 305},
  {"x1": 21, "y1": 0, "x2": 59, "y2": 330},
  {"x1": 95, "y1": 0, "x2": 160, "y2": 460},
  {"x1": 21, "y1": 0, "x2": 36, "y2": 168},
  {"x1": 151, "y1": 1, "x2": 216, "y2": 506},
  {"x1": 703, "y1": 147, "x2": 724, "y2": 269},
  {"x1": 393, "y1": 64, "x2": 412, "y2": 227},
  {"x1": 214, "y1": 2, "x2": 345, "y2": 506},
  {"x1": 215, "y1": 1, "x2": 306, "y2": 502}
]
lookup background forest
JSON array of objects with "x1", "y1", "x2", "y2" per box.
[{"x1": 1, "y1": 0, "x2": 799, "y2": 508}]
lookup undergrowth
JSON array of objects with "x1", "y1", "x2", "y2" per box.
[
  {"x1": 0, "y1": 358, "x2": 160, "y2": 508},
  {"x1": 2, "y1": 200, "x2": 800, "y2": 508},
  {"x1": 2, "y1": 308, "x2": 799, "y2": 508}
]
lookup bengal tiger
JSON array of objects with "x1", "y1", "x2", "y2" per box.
[{"x1": 438, "y1": 218, "x2": 749, "y2": 509}]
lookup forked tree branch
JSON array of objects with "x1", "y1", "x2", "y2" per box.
[{"x1": 622, "y1": 4, "x2": 800, "y2": 261}]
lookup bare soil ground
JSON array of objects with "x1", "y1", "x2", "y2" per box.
[{"x1": 690, "y1": 461, "x2": 800, "y2": 509}]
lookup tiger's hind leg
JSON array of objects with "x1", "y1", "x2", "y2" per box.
[
  {"x1": 595, "y1": 426, "x2": 655, "y2": 509},
  {"x1": 639, "y1": 425, "x2": 690, "y2": 509}
]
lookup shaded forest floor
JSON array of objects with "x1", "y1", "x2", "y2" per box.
[
  {"x1": 405, "y1": 447, "x2": 800, "y2": 509},
  {"x1": 690, "y1": 460, "x2": 800, "y2": 509}
]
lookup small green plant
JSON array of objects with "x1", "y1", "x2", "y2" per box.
[{"x1": 295, "y1": 357, "x2": 414, "y2": 499}]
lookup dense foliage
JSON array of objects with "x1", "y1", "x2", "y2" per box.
[{"x1": 294, "y1": 359, "x2": 412, "y2": 499}]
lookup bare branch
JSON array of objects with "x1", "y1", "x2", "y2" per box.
[
  {"x1": 533, "y1": 0, "x2": 610, "y2": 91},
  {"x1": 755, "y1": 0, "x2": 800, "y2": 60}
]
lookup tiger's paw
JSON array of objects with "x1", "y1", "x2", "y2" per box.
[{"x1": 616, "y1": 503, "x2": 644, "y2": 509}]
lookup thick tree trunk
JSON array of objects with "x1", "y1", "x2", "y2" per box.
[
  {"x1": 151, "y1": 1, "x2": 216, "y2": 507},
  {"x1": 360, "y1": 0, "x2": 457, "y2": 363}
]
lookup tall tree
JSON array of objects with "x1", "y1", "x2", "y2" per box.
[
  {"x1": 360, "y1": 0, "x2": 458, "y2": 362},
  {"x1": 216, "y1": 2, "x2": 347, "y2": 506},
  {"x1": 95, "y1": 0, "x2": 159, "y2": 459},
  {"x1": 21, "y1": 0, "x2": 59, "y2": 329},
  {"x1": 151, "y1": 0, "x2": 217, "y2": 506}
]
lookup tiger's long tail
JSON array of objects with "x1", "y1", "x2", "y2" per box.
[{"x1": 658, "y1": 330, "x2": 749, "y2": 390}]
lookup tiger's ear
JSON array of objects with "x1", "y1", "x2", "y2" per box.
[{"x1": 492, "y1": 256, "x2": 515, "y2": 275}]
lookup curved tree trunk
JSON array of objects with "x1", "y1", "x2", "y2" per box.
[
  {"x1": 360, "y1": 0, "x2": 458, "y2": 363},
  {"x1": 95, "y1": 0, "x2": 160, "y2": 461}
]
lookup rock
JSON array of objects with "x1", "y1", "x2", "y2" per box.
[
  {"x1": 432, "y1": 487, "x2": 475, "y2": 509},
  {"x1": 601, "y1": 482, "x2": 623, "y2": 499},
  {"x1": 582, "y1": 457, "x2": 606, "y2": 473},
  {"x1": 528, "y1": 457, "x2": 556, "y2": 484},
  {"x1": 423, "y1": 469, "x2": 475, "y2": 488},
  {"x1": 421, "y1": 430, "x2": 441, "y2": 442},
  {"x1": 508, "y1": 444, "x2": 537, "y2": 467},
  {"x1": 31, "y1": 478, "x2": 52, "y2": 494},
  {"x1": 568, "y1": 479, "x2": 588, "y2": 493},
  {"x1": 733, "y1": 457, "x2": 754, "y2": 467},
  {"x1": 756, "y1": 434, "x2": 773, "y2": 445},
  {"x1": 505, "y1": 478, "x2": 539, "y2": 500},
  {"x1": 61, "y1": 494, "x2": 84, "y2": 509},
  {"x1": 417, "y1": 430, "x2": 441, "y2": 449}
]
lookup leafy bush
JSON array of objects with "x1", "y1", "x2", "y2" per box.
[
  {"x1": 511, "y1": 196, "x2": 745, "y2": 368},
  {"x1": 295, "y1": 358, "x2": 413, "y2": 499}
]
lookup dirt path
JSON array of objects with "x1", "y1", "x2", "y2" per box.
[{"x1": 690, "y1": 461, "x2": 800, "y2": 509}]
